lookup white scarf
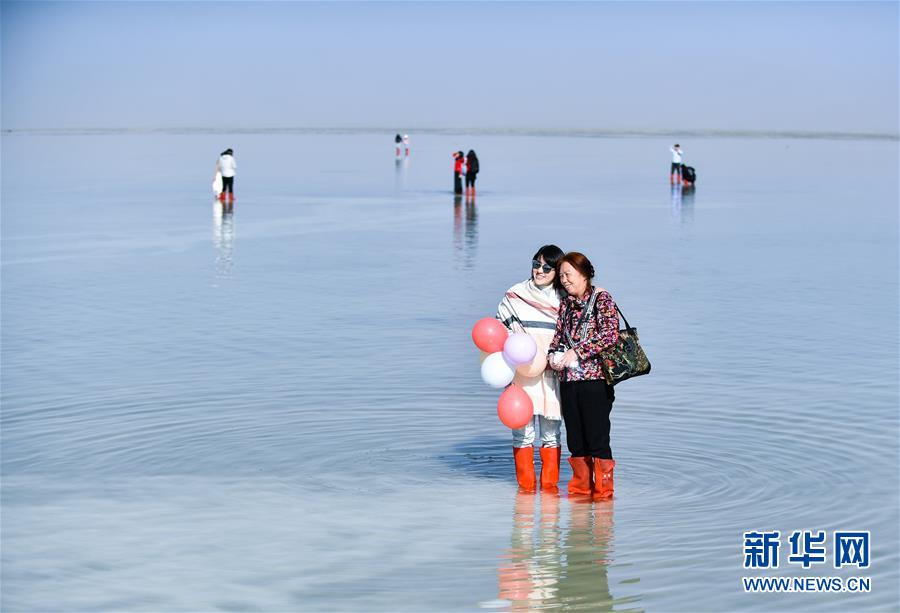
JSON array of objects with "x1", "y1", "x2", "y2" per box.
[{"x1": 496, "y1": 280, "x2": 562, "y2": 419}]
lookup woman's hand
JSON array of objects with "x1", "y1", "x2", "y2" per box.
[
  {"x1": 560, "y1": 349, "x2": 579, "y2": 368},
  {"x1": 549, "y1": 349, "x2": 578, "y2": 370},
  {"x1": 548, "y1": 352, "x2": 565, "y2": 371}
]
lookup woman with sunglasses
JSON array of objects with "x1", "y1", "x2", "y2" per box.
[
  {"x1": 496, "y1": 245, "x2": 565, "y2": 492},
  {"x1": 548, "y1": 252, "x2": 620, "y2": 500}
]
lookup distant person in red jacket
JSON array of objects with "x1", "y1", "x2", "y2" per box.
[{"x1": 453, "y1": 151, "x2": 464, "y2": 195}]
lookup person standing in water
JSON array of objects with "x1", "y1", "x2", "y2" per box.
[
  {"x1": 465, "y1": 150, "x2": 479, "y2": 198},
  {"x1": 670, "y1": 144, "x2": 683, "y2": 185},
  {"x1": 548, "y1": 252, "x2": 621, "y2": 501},
  {"x1": 497, "y1": 245, "x2": 565, "y2": 492},
  {"x1": 395, "y1": 134, "x2": 403, "y2": 160},
  {"x1": 403, "y1": 134, "x2": 410, "y2": 157},
  {"x1": 453, "y1": 151, "x2": 465, "y2": 195},
  {"x1": 217, "y1": 148, "x2": 236, "y2": 202}
]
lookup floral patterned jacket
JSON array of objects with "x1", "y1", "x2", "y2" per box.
[{"x1": 547, "y1": 287, "x2": 619, "y2": 383}]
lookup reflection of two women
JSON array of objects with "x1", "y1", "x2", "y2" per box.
[
  {"x1": 452, "y1": 195, "x2": 478, "y2": 267},
  {"x1": 498, "y1": 493, "x2": 616, "y2": 610}
]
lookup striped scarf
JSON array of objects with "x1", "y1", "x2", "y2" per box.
[{"x1": 496, "y1": 280, "x2": 562, "y2": 420}]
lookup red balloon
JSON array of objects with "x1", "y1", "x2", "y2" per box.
[
  {"x1": 471, "y1": 318, "x2": 509, "y2": 353},
  {"x1": 497, "y1": 384, "x2": 534, "y2": 429}
]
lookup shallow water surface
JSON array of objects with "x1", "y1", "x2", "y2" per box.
[{"x1": 2, "y1": 131, "x2": 898, "y2": 611}]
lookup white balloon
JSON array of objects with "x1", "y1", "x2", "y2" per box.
[{"x1": 480, "y1": 352, "x2": 516, "y2": 388}]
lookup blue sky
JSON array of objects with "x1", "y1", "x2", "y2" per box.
[{"x1": 2, "y1": 1, "x2": 897, "y2": 132}]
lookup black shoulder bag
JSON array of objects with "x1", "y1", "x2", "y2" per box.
[{"x1": 599, "y1": 302, "x2": 651, "y2": 386}]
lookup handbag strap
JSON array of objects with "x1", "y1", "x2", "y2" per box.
[
  {"x1": 564, "y1": 290, "x2": 638, "y2": 349},
  {"x1": 616, "y1": 304, "x2": 634, "y2": 331},
  {"x1": 593, "y1": 287, "x2": 634, "y2": 331},
  {"x1": 563, "y1": 288, "x2": 600, "y2": 348}
]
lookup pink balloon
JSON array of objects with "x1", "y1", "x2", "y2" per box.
[
  {"x1": 503, "y1": 333, "x2": 537, "y2": 366},
  {"x1": 471, "y1": 318, "x2": 509, "y2": 353},
  {"x1": 497, "y1": 384, "x2": 534, "y2": 429}
]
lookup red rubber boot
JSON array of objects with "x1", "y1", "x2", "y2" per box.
[
  {"x1": 539, "y1": 447, "x2": 560, "y2": 492},
  {"x1": 513, "y1": 447, "x2": 536, "y2": 492},
  {"x1": 592, "y1": 458, "x2": 615, "y2": 500},
  {"x1": 567, "y1": 456, "x2": 593, "y2": 497}
]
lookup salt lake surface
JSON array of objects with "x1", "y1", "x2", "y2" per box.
[{"x1": 2, "y1": 130, "x2": 898, "y2": 611}]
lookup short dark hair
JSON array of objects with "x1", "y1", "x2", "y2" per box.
[
  {"x1": 554, "y1": 251, "x2": 595, "y2": 291},
  {"x1": 532, "y1": 244, "x2": 564, "y2": 271}
]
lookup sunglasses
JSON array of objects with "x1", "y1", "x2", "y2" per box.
[{"x1": 532, "y1": 260, "x2": 554, "y2": 274}]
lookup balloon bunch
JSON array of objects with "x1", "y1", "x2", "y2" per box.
[{"x1": 471, "y1": 318, "x2": 537, "y2": 430}]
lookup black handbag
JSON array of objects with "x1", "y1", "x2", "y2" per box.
[{"x1": 600, "y1": 304, "x2": 651, "y2": 386}]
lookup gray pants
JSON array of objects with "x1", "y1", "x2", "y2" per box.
[{"x1": 512, "y1": 415, "x2": 561, "y2": 448}]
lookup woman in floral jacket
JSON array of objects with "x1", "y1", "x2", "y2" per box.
[{"x1": 548, "y1": 252, "x2": 620, "y2": 500}]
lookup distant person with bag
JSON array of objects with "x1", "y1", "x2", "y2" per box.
[
  {"x1": 465, "y1": 150, "x2": 480, "y2": 197},
  {"x1": 497, "y1": 245, "x2": 565, "y2": 493},
  {"x1": 217, "y1": 148, "x2": 236, "y2": 202},
  {"x1": 548, "y1": 252, "x2": 620, "y2": 500},
  {"x1": 670, "y1": 144, "x2": 683, "y2": 185}
]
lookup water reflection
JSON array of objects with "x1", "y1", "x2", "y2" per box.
[
  {"x1": 394, "y1": 157, "x2": 409, "y2": 191},
  {"x1": 558, "y1": 501, "x2": 618, "y2": 611},
  {"x1": 670, "y1": 183, "x2": 695, "y2": 226},
  {"x1": 497, "y1": 493, "x2": 631, "y2": 611},
  {"x1": 212, "y1": 200, "x2": 235, "y2": 280},
  {"x1": 453, "y1": 194, "x2": 478, "y2": 269}
]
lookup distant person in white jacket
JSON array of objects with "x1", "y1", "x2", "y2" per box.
[
  {"x1": 217, "y1": 148, "x2": 236, "y2": 202},
  {"x1": 670, "y1": 144, "x2": 683, "y2": 184}
]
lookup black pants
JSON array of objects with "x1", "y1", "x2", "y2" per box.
[
  {"x1": 561, "y1": 379, "x2": 615, "y2": 458},
  {"x1": 222, "y1": 176, "x2": 234, "y2": 194},
  {"x1": 670, "y1": 162, "x2": 682, "y2": 176},
  {"x1": 465, "y1": 173, "x2": 476, "y2": 187},
  {"x1": 454, "y1": 173, "x2": 463, "y2": 194}
]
